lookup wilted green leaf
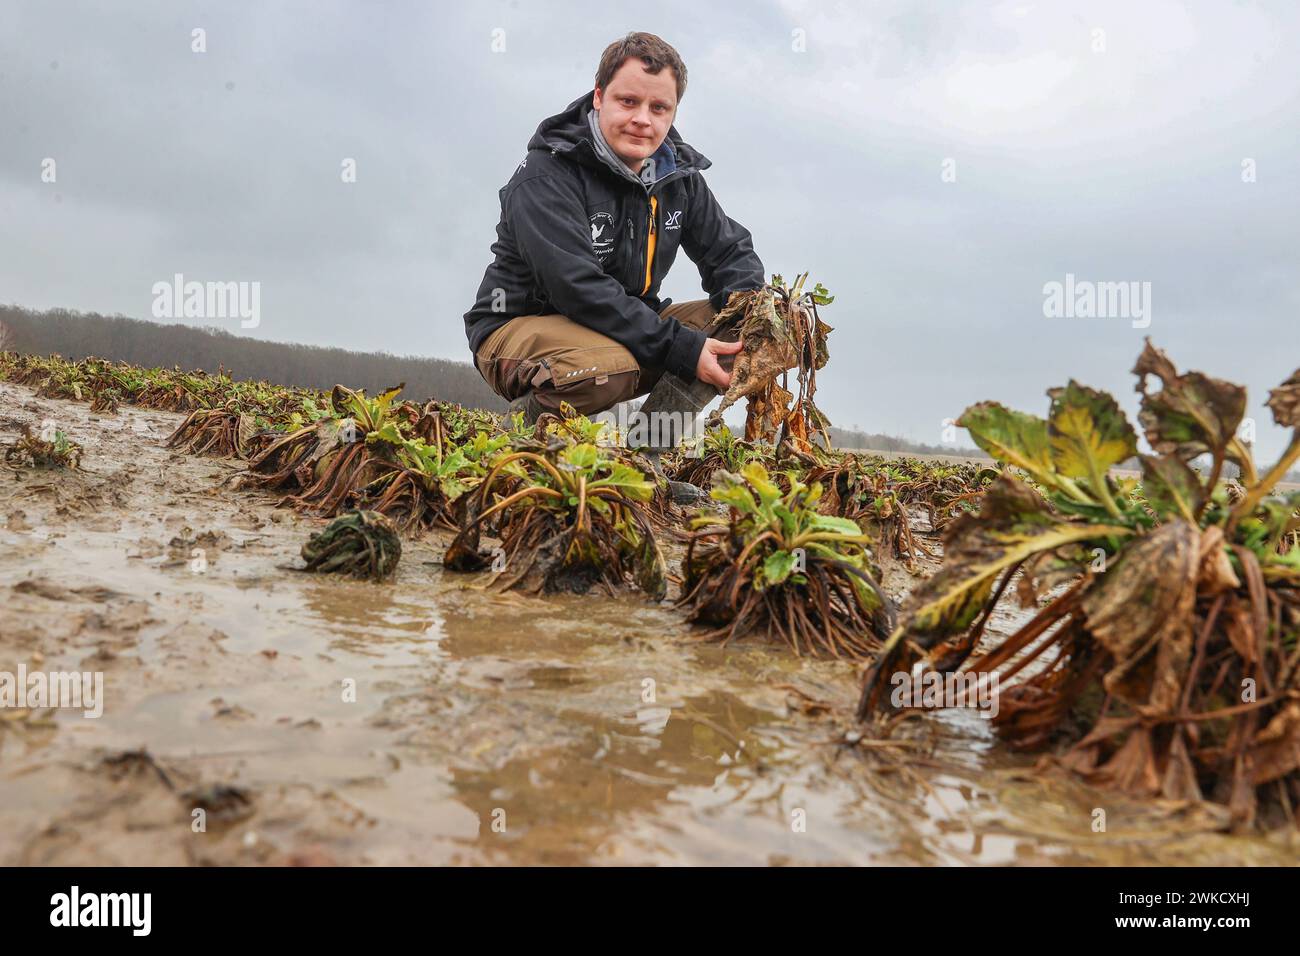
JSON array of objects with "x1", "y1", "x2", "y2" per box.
[
  {"x1": 368, "y1": 421, "x2": 405, "y2": 446},
  {"x1": 807, "y1": 513, "x2": 865, "y2": 536},
  {"x1": 1139, "y1": 454, "x2": 1204, "y2": 523},
  {"x1": 1080, "y1": 520, "x2": 1199, "y2": 711},
  {"x1": 762, "y1": 550, "x2": 799, "y2": 586},
  {"x1": 1132, "y1": 340, "x2": 1245, "y2": 463},
  {"x1": 560, "y1": 443, "x2": 599, "y2": 471},
  {"x1": 710, "y1": 474, "x2": 758, "y2": 515},
  {"x1": 958, "y1": 402, "x2": 1057, "y2": 488},
  {"x1": 895, "y1": 475, "x2": 1133, "y2": 647},
  {"x1": 1266, "y1": 368, "x2": 1300, "y2": 428},
  {"x1": 741, "y1": 461, "x2": 782, "y2": 508},
  {"x1": 1048, "y1": 380, "x2": 1138, "y2": 484}
]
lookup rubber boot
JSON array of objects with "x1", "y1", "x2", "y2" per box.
[
  {"x1": 503, "y1": 390, "x2": 544, "y2": 428},
  {"x1": 629, "y1": 372, "x2": 721, "y2": 505},
  {"x1": 629, "y1": 373, "x2": 719, "y2": 453}
]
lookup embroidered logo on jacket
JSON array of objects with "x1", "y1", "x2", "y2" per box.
[
  {"x1": 588, "y1": 212, "x2": 616, "y2": 262},
  {"x1": 664, "y1": 210, "x2": 683, "y2": 230}
]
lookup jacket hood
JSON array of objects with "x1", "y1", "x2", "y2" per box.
[{"x1": 527, "y1": 90, "x2": 712, "y2": 179}]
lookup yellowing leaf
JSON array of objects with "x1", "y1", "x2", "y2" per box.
[
  {"x1": 1047, "y1": 380, "x2": 1137, "y2": 487},
  {"x1": 958, "y1": 402, "x2": 1056, "y2": 487}
]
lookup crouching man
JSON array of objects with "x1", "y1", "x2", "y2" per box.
[{"x1": 462, "y1": 31, "x2": 765, "y2": 446}]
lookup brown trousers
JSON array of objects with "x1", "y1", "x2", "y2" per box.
[{"x1": 474, "y1": 299, "x2": 717, "y2": 416}]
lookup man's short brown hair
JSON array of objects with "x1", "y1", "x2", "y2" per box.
[{"x1": 595, "y1": 32, "x2": 687, "y2": 102}]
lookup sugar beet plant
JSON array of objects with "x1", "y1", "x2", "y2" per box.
[
  {"x1": 0, "y1": 352, "x2": 328, "y2": 456},
  {"x1": 857, "y1": 341, "x2": 1300, "y2": 830},
  {"x1": 678, "y1": 462, "x2": 895, "y2": 659},
  {"x1": 798, "y1": 452, "x2": 999, "y2": 570},
  {"x1": 4, "y1": 424, "x2": 82, "y2": 470},
  {"x1": 668, "y1": 424, "x2": 766, "y2": 491},
  {"x1": 530, "y1": 401, "x2": 688, "y2": 534},
  {"x1": 705, "y1": 274, "x2": 834, "y2": 452},
  {"x1": 241, "y1": 383, "x2": 408, "y2": 515},
  {"x1": 2, "y1": 353, "x2": 522, "y2": 537},
  {"x1": 168, "y1": 391, "x2": 330, "y2": 459},
  {"x1": 445, "y1": 431, "x2": 667, "y2": 598},
  {"x1": 357, "y1": 425, "x2": 510, "y2": 535}
]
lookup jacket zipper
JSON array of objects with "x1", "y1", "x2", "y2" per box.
[{"x1": 641, "y1": 195, "x2": 658, "y2": 295}]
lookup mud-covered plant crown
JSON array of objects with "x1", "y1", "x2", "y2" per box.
[
  {"x1": 4, "y1": 425, "x2": 82, "y2": 469},
  {"x1": 538, "y1": 401, "x2": 611, "y2": 445},
  {"x1": 328, "y1": 382, "x2": 405, "y2": 435},
  {"x1": 679, "y1": 462, "x2": 894, "y2": 659},
  {"x1": 300, "y1": 509, "x2": 402, "y2": 581},
  {"x1": 671, "y1": 423, "x2": 766, "y2": 490},
  {"x1": 858, "y1": 340, "x2": 1300, "y2": 830},
  {"x1": 242, "y1": 383, "x2": 409, "y2": 513},
  {"x1": 698, "y1": 424, "x2": 762, "y2": 470},
  {"x1": 445, "y1": 437, "x2": 667, "y2": 599}
]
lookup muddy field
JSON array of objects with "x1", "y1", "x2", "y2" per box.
[{"x1": 1, "y1": 380, "x2": 1296, "y2": 865}]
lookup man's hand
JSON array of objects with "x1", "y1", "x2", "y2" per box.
[{"x1": 695, "y1": 337, "x2": 744, "y2": 390}]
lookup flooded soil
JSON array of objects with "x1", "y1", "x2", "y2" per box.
[{"x1": 2, "y1": 380, "x2": 1297, "y2": 865}]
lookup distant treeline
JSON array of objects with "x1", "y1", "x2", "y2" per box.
[
  {"x1": 33, "y1": 305, "x2": 1283, "y2": 467},
  {"x1": 827, "y1": 425, "x2": 984, "y2": 459},
  {"x1": 0, "y1": 305, "x2": 508, "y2": 411}
]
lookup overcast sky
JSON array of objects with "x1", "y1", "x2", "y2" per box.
[{"x1": 2, "y1": 1, "x2": 1297, "y2": 458}]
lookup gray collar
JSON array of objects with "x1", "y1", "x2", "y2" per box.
[{"x1": 587, "y1": 109, "x2": 659, "y2": 187}]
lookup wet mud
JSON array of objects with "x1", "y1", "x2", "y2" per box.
[{"x1": 2, "y1": 381, "x2": 1296, "y2": 865}]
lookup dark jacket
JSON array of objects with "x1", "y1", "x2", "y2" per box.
[{"x1": 463, "y1": 91, "x2": 766, "y2": 381}]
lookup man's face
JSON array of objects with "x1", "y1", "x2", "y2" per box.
[{"x1": 592, "y1": 58, "x2": 678, "y2": 171}]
